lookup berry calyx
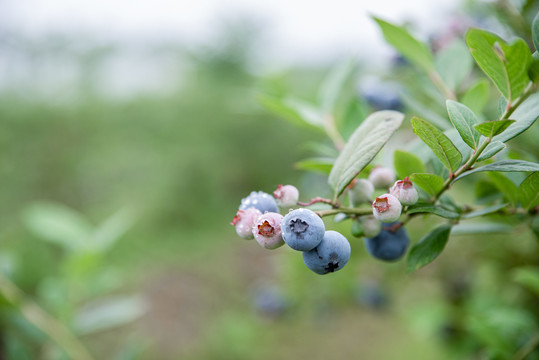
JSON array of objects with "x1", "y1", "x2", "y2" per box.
[
  {"x1": 372, "y1": 194, "x2": 402, "y2": 223},
  {"x1": 258, "y1": 220, "x2": 275, "y2": 236},
  {"x1": 253, "y1": 212, "x2": 284, "y2": 249}
]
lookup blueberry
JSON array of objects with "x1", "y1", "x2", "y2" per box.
[
  {"x1": 252, "y1": 212, "x2": 284, "y2": 249},
  {"x1": 372, "y1": 194, "x2": 402, "y2": 223},
  {"x1": 239, "y1": 191, "x2": 279, "y2": 214},
  {"x1": 359, "y1": 215, "x2": 382, "y2": 238},
  {"x1": 351, "y1": 220, "x2": 364, "y2": 237},
  {"x1": 273, "y1": 184, "x2": 299, "y2": 208},
  {"x1": 281, "y1": 208, "x2": 325, "y2": 251},
  {"x1": 389, "y1": 177, "x2": 419, "y2": 206},
  {"x1": 302, "y1": 231, "x2": 351, "y2": 275},
  {"x1": 231, "y1": 208, "x2": 262, "y2": 239},
  {"x1": 368, "y1": 166, "x2": 396, "y2": 189},
  {"x1": 360, "y1": 82, "x2": 403, "y2": 111},
  {"x1": 356, "y1": 283, "x2": 388, "y2": 310},
  {"x1": 252, "y1": 285, "x2": 289, "y2": 318},
  {"x1": 364, "y1": 223, "x2": 409, "y2": 261},
  {"x1": 349, "y1": 179, "x2": 374, "y2": 206}
]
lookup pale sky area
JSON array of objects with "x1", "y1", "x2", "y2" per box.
[
  {"x1": 1, "y1": 0, "x2": 460, "y2": 64},
  {"x1": 0, "y1": 0, "x2": 462, "y2": 97}
]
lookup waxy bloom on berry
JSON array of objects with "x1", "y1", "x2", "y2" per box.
[
  {"x1": 253, "y1": 212, "x2": 284, "y2": 249},
  {"x1": 239, "y1": 191, "x2": 279, "y2": 214},
  {"x1": 359, "y1": 215, "x2": 382, "y2": 238},
  {"x1": 349, "y1": 179, "x2": 375, "y2": 206},
  {"x1": 281, "y1": 208, "x2": 325, "y2": 251},
  {"x1": 231, "y1": 208, "x2": 262, "y2": 239},
  {"x1": 273, "y1": 184, "x2": 299, "y2": 208},
  {"x1": 389, "y1": 177, "x2": 419, "y2": 205},
  {"x1": 372, "y1": 194, "x2": 402, "y2": 223},
  {"x1": 368, "y1": 166, "x2": 396, "y2": 189}
]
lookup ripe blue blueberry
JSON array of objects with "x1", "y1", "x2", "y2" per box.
[
  {"x1": 239, "y1": 191, "x2": 279, "y2": 214},
  {"x1": 356, "y1": 283, "x2": 388, "y2": 310},
  {"x1": 364, "y1": 223, "x2": 410, "y2": 261},
  {"x1": 281, "y1": 208, "x2": 325, "y2": 251},
  {"x1": 359, "y1": 81, "x2": 403, "y2": 111},
  {"x1": 252, "y1": 284, "x2": 289, "y2": 318},
  {"x1": 302, "y1": 230, "x2": 351, "y2": 275}
]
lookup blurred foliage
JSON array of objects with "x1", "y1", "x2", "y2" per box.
[{"x1": 0, "y1": 1, "x2": 537, "y2": 359}]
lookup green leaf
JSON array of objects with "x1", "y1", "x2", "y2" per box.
[
  {"x1": 22, "y1": 202, "x2": 93, "y2": 251},
  {"x1": 407, "y1": 204, "x2": 460, "y2": 219},
  {"x1": 493, "y1": 92, "x2": 539, "y2": 143},
  {"x1": 257, "y1": 94, "x2": 324, "y2": 129},
  {"x1": 407, "y1": 224, "x2": 452, "y2": 273},
  {"x1": 454, "y1": 160, "x2": 539, "y2": 182},
  {"x1": 488, "y1": 172, "x2": 518, "y2": 205},
  {"x1": 474, "y1": 120, "x2": 515, "y2": 137},
  {"x1": 518, "y1": 172, "x2": 539, "y2": 209},
  {"x1": 446, "y1": 100, "x2": 481, "y2": 149},
  {"x1": 461, "y1": 79, "x2": 490, "y2": 115},
  {"x1": 435, "y1": 39, "x2": 473, "y2": 91},
  {"x1": 533, "y1": 11, "x2": 539, "y2": 52},
  {"x1": 409, "y1": 173, "x2": 445, "y2": 197},
  {"x1": 74, "y1": 295, "x2": 148, "y2": 335},
  {"x1": 451, "y1": 222, "x2": 513, "y2": 235},
  {"x1": 295, "y1": 157, "x2": 335, "y2": 174},
  {"x1": 466, "y1": 29, "x2": 532, "y2": 102},
  {"x1": 329, "y1": 111, "x2": 404, "y2": 197},
  {"x1": 411, "y1": 116, "x2": 462, "y2": 173},
  {"x1": 445, "y1": 128, "x2": 471, "y2": 164},
  {"x1": 319, "y1": 58, "x2": 356, "y2": 114},
  {"x1": 477, "y1": 141, "x2": 506, "y2": 162},
  {"x1": 393, "y1": 150, "x2": 426, "y2": 179},
  {"x1": 462, "y1": 203, "x2": 509, "y2": 219},
  {"x1": 529, "y1": 52, "x2": 539, "y2": 82},
  {"x1": 475, "y1": 180, "x2": 500, "y2": 203},
  {"x1": 373, "y1": 17, "x2": 434, "y2": 71},
  {"x1": 498, "y1": 95, "x2": 508, "y2": 118},
  {"x1": 399, "y1": 90, "x2": 449, "y2": 129},
  {"x1": 92, "y1": 208, "x2": 135, "y2": 252}
]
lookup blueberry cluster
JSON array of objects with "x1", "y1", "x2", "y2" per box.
[
  {"x1": 231, "y1": 167, "x2": 419, "y2": 272},
  {"x1": 231, "y1": 186, "x2": 351, "y2": 275},
  {"x1": 348, "y1": 167, "x2": 417, "y2": 261}
]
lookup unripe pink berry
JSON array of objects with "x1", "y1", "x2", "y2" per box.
[
  {"x1": 372, "y1": 194, "x2": 402, "y2": 223},
  {"x1": 359, "y1": 215, "x2": 382, "y2": 238},
  {"x1": 273, "y1": 184, "x2": 299, "y2": 208},
  {"x1": 368, "y1": 166, "x2": 396, "y2": 189},
  {"x1": 253, "y1": 212, "x2": 285, "y2": 249},
  {"x1": 231, "y1": 208, "x2": 262, "y2": 239},
  {"x1": 389, "y1": 177, "x2": 419, "y2": 205},
  {"x1": 349, "y1": 179, "x2": 375, "y2": 206}
]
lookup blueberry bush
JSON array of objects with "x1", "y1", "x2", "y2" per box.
[
  {"x1": 233, "y1": 12, "x2": 539, "y2": 274},
  {"x1": 232, "y1": 9, "x2": 539, "y2": 359}
]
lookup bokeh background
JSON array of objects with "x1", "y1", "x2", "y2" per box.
[{"x1": 0, "y1": 0, "x2": 538, "y2": 359}]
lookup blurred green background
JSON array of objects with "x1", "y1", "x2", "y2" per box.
[{"x1": 1, "y1": 0, "x2": 538, "y2": 359}]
